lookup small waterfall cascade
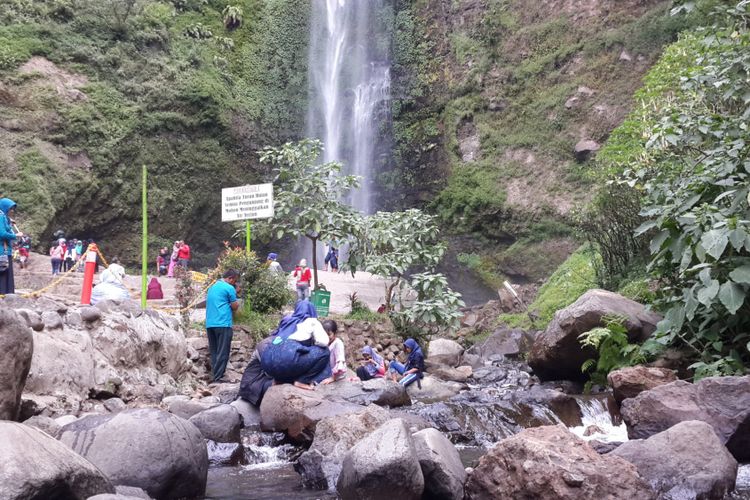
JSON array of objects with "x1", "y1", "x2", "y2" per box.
[
  {"x1": 307, "y1": 0, "x2": 391, "y2": 214},
  {"x1": 570, "y1": 397, "x2": 628, "y2": 443}
]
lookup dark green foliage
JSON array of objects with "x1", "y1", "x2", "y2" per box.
[{"x1": 579, "y1": 316, "x2": 647, "y2": 391}]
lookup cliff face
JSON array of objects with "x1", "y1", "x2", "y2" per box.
[{"x1": 387, "y1": 0, "x2": 701, "y2": 287}]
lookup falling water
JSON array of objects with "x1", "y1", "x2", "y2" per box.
[
  {"x1": 570, "y1": 397, "x2": 629, "y2": 443},
  {"x1": 307, "y1": 0, "x2": 391, "y2": 214}
]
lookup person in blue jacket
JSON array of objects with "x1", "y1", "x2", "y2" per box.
[
  {"x1": 0, "y1": 198, "x2": 18, "y2": 295},
  {"x1": 388, "y1": 338, "x2": 425, "y2": 387}
]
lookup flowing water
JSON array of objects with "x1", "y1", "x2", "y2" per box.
[{"x1": 307, "y1": 0, "x2": 391, "y2": 214}]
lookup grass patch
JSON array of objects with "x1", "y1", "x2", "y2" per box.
[
  {"x1": 345, "y1": 309, "x2": 386, "y2": 323},
  {"x1": 235, "y1": 304, "x2": 278, "y2": 342}
]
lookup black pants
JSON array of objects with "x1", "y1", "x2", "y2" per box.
[
  {"x1": 207, "y1": 327, "x2": 233, "y2": 382},
  {"x1": 0, "y1": 262, "x2": 14, "y2": 295},
  {"x1": 356, "y1": 366, "x2": 374, "y2": 381}
]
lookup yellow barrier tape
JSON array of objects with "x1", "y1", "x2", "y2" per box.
[{"x1": 0, "y1": 247, "x2": 89, "y2": 300}]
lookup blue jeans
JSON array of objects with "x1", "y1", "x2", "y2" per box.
[
  {"x1": 296, "y1": 283, "x2": 310, "y2": 301},
  {"x1": 207, "y1": 327, "x2": 233, "y2": 382},
  {"x1": 389, "y1": 361, "x2": 420, "y2": 387}
]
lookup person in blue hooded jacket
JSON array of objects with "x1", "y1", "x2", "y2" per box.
[
  {"x1": 0, "y1": 198, "x2": 18, "y2": 295},
  {"x1": 388, "y1": 338, "x2": 425, "y2": 387},
  {"x1": 260, "y1": 300, "x2": 332, "y2": 390}
]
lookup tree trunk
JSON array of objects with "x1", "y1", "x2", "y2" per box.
[
  {"x1": 385, "y1": 277, "x2": 400, "y2": 312},
  {"x1": 310, "y1": 236, "x2": 319, "y2": 289}
]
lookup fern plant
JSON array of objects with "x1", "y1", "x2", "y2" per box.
[{"x1": 579, "y1": 316, "x2": 647, "y2": 391}]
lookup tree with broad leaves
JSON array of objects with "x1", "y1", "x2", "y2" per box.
[{"x1": 258, "y1": 139, "x2": 361, "y2": 289}]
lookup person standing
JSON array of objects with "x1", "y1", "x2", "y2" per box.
[
  {"x1": 17, "y1": 232, "x2": 30, "y2": 270},
  {"x1": 49, "y1": 241, "x2": 64, "y2": 276},
  {"x1": 157, "y1": 247, "x2": 169, "y2": 276},
  {"x1": 63, "y1": 240, "x2": 77, "y2": 272},
  {"x1": 292, "y1": 259, "x2": 312, "y2": 301},
  {"x1": 266, "y1": 252, "x2": 283, "y2": 273},
  {"x1": 0, "y1": 198, "x2": 17, "y2": 294},
  {"x1": 324, "y1": 246, "x2": 339, "y2": 272},
  {"x1": 177, "y1": 240, "x2": 191, "y2": 270},
  {"x1": 167, "y1": 241, "x2": 180, "y2": 278},
  {"x1": 206, "y1": 269, "x2": 241, "y2": 383}
]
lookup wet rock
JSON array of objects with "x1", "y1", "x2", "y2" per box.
[
  {"x1": 407, "y1": 376, "x2": 467, "y2": 403},
  {"x1": 607, "y1": 365, "x2": 677, "y2": 405},
  {"x1": 316, "y1": 378, "x2": 411, "y2": 408},
  {"x1": 0, "y1": 309, "x2": 34, "y2": 421},
  {"x1": 0, "y1": 421, "x2": 115, "y2": 499},
  {"x1": 529, "y1": 290, "x2": 661, "y2": 381},
  {"x1": 471, "y1": 366, "x2": 507, "y2": 384},
  {"x1": 612, "y1": 420, "x2": 737, "y2": 499},
  {"x1": 589, "y1": 440, "x2": 622, "y2": 454},
  {"x1": 506, "y1": 385, "x2": 582, "y2": 427},
  {"x1": 189, "y1": 404, "x2": 242, "y2": 443},
  {"x1": 206, "y1": 440, "x2": 246, "y2": 466},
  {"x1": 427, "y1": 339, "x2": 464, "y2": 367},
  {"x1": 465, "y1": 424, "x2": 654, "y2": 499},
  {"x1": 23, "y1": 415, "x2": 61, "y2": 437},
  {"x1": 621, "y1": 376, "x2": 750, "y2": 461},
  {"x1": 468, "y1": 327, "x2": 534, "y2": 360},
  {"x1": 337, "y1": 418, "x2": 424, "y2": 500},
  {"x1": 296, "y1": 405, "x2": 391, "y2": 490},
  {"x1": 413, "y1": 428, "x2": 466, "y2": 500},
  {"x1": 58, "y1": 408, "x2": 208, "y2": 500},
  {"x1": 260, "y1": 384, "x2": 367, "y2": 445},
  {"x1": 230, "y1": 398, "x2": 261, "y2": 429},
  {"x1": 165, "y1": 398, "x2": 221, "y2": 420},
  {"x1": 574, "y1": 139, "x2": 601, "y2": 161}
]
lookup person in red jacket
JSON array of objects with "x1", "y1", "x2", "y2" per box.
[
  {"x1": 177, "y1": 240, "x2": 191, "y2": 270},
  {"x1": 292, "y1": 258, "x2": 312, "y2": 301}
]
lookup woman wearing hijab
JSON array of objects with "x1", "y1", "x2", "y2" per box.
[
  {"x1": 167, "y1": 241, "x2": 180, "y2": 278},
  {"x1": 238, "y1": 336, "x2": 274, "y2": 406},
  {"x1": 146, "y1": 277, "x2": 164, "y2": 300},
  {"x1": 388, "y1": 338, "x2": 425, "y2": 387},
  {"x1": 356, "y1": 345, "x2": 386, "y2": 381},
  {"x1": 91, "y1": 265, "x2": 131, "y2": 304},
  {"x1": 260, "y1": 301, "x2": 332, "y2": 389},
  {"x1": 0, "y1": 198, "x2": 17, "y2": 295}
]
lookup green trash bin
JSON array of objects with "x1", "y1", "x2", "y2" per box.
[{"x1": 310, "y1": 289, "x2": 331, "y2": 317}]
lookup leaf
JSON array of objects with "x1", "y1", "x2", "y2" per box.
[
  {"x1": 729, "y1": 229, "x2": 747, "y2": 251},
  {"x1": 696, "y1": 280, "x2": 720, "y2": 306},
  {"x1": 634, "y1": 220, "x2": 657, "y2": 236},
  {"x1": 700, "y1": 229, "x2": 729, "y2": 260},
  {"x1": 729, "y1": 265, "x2": 750, "y2": 284},
  {"x1": 719, "y1": 281, "x2": 745, "y2": 314},
  {"x1": 650, "y1": 230, "x2": 670, "y2": 254}
]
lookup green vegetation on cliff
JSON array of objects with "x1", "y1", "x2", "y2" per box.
[{"x1": 0, "y1": 0, "x2": 309, "y2": 262}]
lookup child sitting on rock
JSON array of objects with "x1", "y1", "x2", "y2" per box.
[{"x1": 321, "y1": 320, "x2": 346, "y2": 384}]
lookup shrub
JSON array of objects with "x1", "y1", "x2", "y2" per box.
[{"x1": 579, "y1": 316, "x2": 647, "y2": 392}]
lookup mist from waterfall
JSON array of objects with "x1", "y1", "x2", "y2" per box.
[{"x1": 307, "y1": 0, "x2": 391, "y2": 215}]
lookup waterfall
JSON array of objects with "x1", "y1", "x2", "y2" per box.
[
  {"x1": 570, "y1": 397, "x2": 628, "y2": 443},
  {"x1": 307, "y1": 0, "x2": 391, "y2": 214}
]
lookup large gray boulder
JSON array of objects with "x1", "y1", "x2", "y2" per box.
[
  {"x1": 466, "y1": 327, "x2": 535, "y2": 361},
  {"x1": 58, "y1": 408, "x2": 208, "y2": 500},
  {"x1": 427, "y1": 339, "x2": 464, "y2": 367},
  {"x1": 607, "y1": 365, "x2": 677, "y2": 405},
  {"x1": 407, "y1": 375, "x2": 467, "y2": 403},
  {"x1": 316, "y1": 378, "x2": 411, "y2": 408},
  {"x1": 528, "y1": 289, "x2": 661, "y2": 381},
  {"x1": 0, "y1": 309, "x2": 34, "y2": 420},
  {"x1": 0, "y1": 421, "x2": 115, "y2": 499},
  {"x1": 337, "y1": 418, "x2": 424, "y2": 500},
  {"x1": 260, "y1": 384, "x2": 368, "y2": 444},
  {"x1": 296, "y1": 405, "x2": 391, "y2": 490},
  {"x1": 413, "y1": 428, "x2": 465, "y2": 500},
  {"x1": 621, "y1": 376, "x2": 750, "y2": 461},
  {"x1": 612, "y1": 420, "x2": 737, "y2": 499},
  {"x1": 188, "y1": 404, "x2": 242, "y2": 443},
  {"x1": 465, "y1": 424, "x2": 654, "y2": 500}
]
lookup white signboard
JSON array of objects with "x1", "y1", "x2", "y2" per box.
[{"x1": 221, "y1": 183, "x2": 274, "y2": 222}]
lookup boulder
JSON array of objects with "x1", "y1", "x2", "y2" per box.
[
  {"x1": 0, "y1": 309, "x2": 34, "y2": 421},
  {"x1": 23, "y1": 415, "x2": 61, "y2": 437},
  {"x1": 81, "y1": 306, "x2": 102, "y2": 323},
  {"x1": 337, "y1": 418, "x2": 424, "y2": 500},
  {"x1": 528, "y1": 289, "x2": 661, "y2": 381},
  {"x1": 189, "y1": 404, "x2": 242, "y2": 443},
  {"x1": 316, "y1": 378, "x2": 411, "y2": 408},
  {"x1": 260, "y1": 384, "x2": 368, "y2": 444},
  {"x1": 15, "y1": 308, "x2": 44, "y2": 331},
  {"x1": 296, "y1": 405, "x2": 391, "y2": 490},
  {"x1": 58, "y1": 408, "x2": 208, "y2": 500},
  {"x1": 467, "y1": 327, "x2": 534, "y2": 360},
  {"x1": 620, "y1": 376, "x2": 750, "y2": 461},
  {"x1": 103, "y1": 397, "x2": 127, "y2": 413},
  {"x1": 413, "y1": 428, "x2": 466, "y2": 500},
  {"x1": 165, "y1": 398, "x2": 221, "y2": 420},
  {"x1": 574, "y1": 139, "x2": 601, "y2": 161},
  {"x1": 427, "y1": 339, "x2": 464, "y2": 367},
  {"x1": 407, "y1": 376, "x2": 466, "y2": 403},
  {"x1": 464, "y1": 424, "x2": 654, "y2": 499},
  {"x1": 607, "y1": 365, "x2": 677, "y2": 405},
  {"x1": 206, "y1": 440, "x2": 246, "y2": 466},
  {"x1": 428, "y1": 365, "x2": 473, "y2": 383},
  {"x1": 230, "y1": 398, "x2": 261, "y2": 429},
  {"x1": 0, "y1": 421, "x2": 115, "y2": 499},
  {"x1": 612, "y1": 420, "x2": 737, "y2": 499}
]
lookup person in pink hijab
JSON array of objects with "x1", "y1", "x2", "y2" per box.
[{"x1": 146, "y1": 277, "x2": 164, "y2": 300}]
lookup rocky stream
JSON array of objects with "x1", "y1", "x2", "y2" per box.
[{"x1": 1, "y1": 289, "x2": 749, "y2": 500}]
